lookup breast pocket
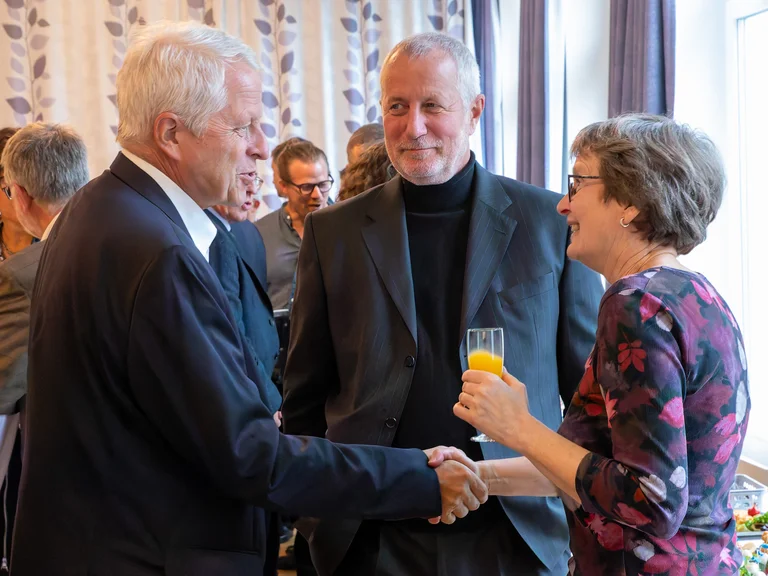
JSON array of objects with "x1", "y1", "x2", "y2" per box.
[
  {"x1": 493, "y1": 271, "x2": 560, "y2": 424},
  {"x1": 497, "y1": 271, "x2": 555, "y2": 305}
]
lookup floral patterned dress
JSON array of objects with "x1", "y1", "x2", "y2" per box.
[{"x1": 558, "y1": 267, "x2": 749, "y2": 575}]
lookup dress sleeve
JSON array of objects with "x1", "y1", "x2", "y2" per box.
[{"x1": 574, "y1": 287, "x2": 688, "y2": 539}]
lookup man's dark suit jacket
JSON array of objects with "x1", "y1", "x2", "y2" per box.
[
  {"x1": 282, "y1": 165, "x2": 604, "y2": 574},
  {"x1": 0, "y1": 241, "x2": 43, "y2": 415},
  {"x1": 206, "y1": 210, "x2": 282, "y2": 413},
  {"x1": 10, "y1": 153, "x2": 442, "y2": 576}
]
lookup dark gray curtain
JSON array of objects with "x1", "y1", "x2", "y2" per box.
[
  {"x1": 609, "y1": 0, "x2": 676, "y2": 117},
  {"x1": 472, "y1": 0, "x2": 497, "y2": 173},
  {"x1": 516, "y1": 0, "x2": 547, "y2": 188}
]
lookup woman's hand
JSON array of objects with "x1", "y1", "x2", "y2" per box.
[{"x1": 453, "y1": 369, "x2": 533, "y2": 452}]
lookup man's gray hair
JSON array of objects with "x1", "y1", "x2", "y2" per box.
[
  {"x1": 381, "y1": 32, "x2": 481, "y2": 107},
  {"x1": 1, "y1": 123, "x2": 89, "y2": 207},
  {"x1": 116, "y1": 21, "x2": 259, "y2": 146}
]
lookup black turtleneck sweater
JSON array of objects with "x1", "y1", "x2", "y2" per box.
[{"x1": 393, "y1": 154, "x2": 504, "y2": 532}]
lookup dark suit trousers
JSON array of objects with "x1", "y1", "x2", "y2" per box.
[{"x1": 333, "y1": 520, "x2": 569, "y2": 576}]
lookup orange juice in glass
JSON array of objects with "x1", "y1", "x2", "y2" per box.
[
  {"x1": 466, "y1": 327, "x2": 504, "y2": 442},
  {"x1": 467, "y1": 349, "x2": 503, "y2": 376}
]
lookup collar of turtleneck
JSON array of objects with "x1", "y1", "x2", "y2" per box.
[{"x1": 401, "y1": 151, "x2": 476, "y2": 214}]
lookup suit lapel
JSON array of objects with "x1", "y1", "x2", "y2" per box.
[
  {"x1": 230, "y1": 223, "x2": 270, "y2": 297},
  {"x1": 361, "y1": 177, "x2": 418, "y2": 346},
  {"x1": 459, "y1": 165, "x2": 518, "y2": 339},
  {"x1": 205, "y1": 211, "x2": 274, "y2": 314},
  {"x1": 237, "y1": 248, "x2": 273, "y2": 314}
]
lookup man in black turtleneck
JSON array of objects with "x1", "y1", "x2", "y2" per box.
[{"x1": 283, "y1": 32, "x2": 604, "y2": 576}]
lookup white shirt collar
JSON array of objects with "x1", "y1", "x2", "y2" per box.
[
  {"x1": 40, "y1": 211, "x2": 61, "y2": 241},
  {"x1": 121, "y1": 149, "x2": 217, "y2": 262}
]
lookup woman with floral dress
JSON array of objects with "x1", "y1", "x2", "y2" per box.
[{"x1": 449, "y1": 114, "x2": 748, "y2": 575}]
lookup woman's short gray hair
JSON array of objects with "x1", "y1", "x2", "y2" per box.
[
  {"x1": 116, "y1": 21, "x2": 259, "y2": 146},
  {"x1": 1, "y1": 123, "x2": 89, "y2": 207},
  {"x1": 571, "y1": 113, "x2": 726, "y2": 255},
  {"x1": 381, "y1": 32, "x2": 481, "y2": 107}
]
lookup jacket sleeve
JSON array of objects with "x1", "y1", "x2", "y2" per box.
[
  {"x1": 574, "y1": 290, "x2": 688, "y2": 539},
  {"x1": 127, "y1": 245, "x2": 441, "y2": 520}
]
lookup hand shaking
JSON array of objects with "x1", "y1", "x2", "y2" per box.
[{"x1": 423, "y1": 446, "x2": 488, "y2": 525}]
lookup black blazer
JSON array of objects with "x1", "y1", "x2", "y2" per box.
[
  {"x1": 11, "y1": 153, "x2": 442, "y2": 576},
  {"x1": 283, "y1": 165, "x2": 604, "y2": 573},
  {"x1": 206, "y1": 211, "x2": 282, "y2": 413}
]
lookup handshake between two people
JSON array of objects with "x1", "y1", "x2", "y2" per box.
[
  {"x1": 421, "y1": 445, "x2": 490, "y2": 526},
  {"x1": 421, "y1": 368, "x2": 534, "y2": 526}
]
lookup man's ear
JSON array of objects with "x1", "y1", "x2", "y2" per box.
[
  {"x1": 467, "y1": 94, "x2": 485, "y2": 136},
  {"x1": 12, "y1": 183, "x2": 33, "y2": 212},
  {"x1": 153, "y1": 113, "x2": 183, "y2": 161}
]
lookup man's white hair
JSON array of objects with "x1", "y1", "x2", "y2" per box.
[
  {"x1": 116, "y1": 21, "x2": 259, "y2": 146},
  {"x1": 381, "y1": 32, "x2": 481, "y2": 107}
]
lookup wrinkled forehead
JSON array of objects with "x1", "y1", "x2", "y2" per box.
[
  {"x1": 572, "y1": 152, "x2": 601, "y2": 174},
  {"x1": 381, "y1": 50, "x2": 458, "y2": 96},
  {"x1": 287, "y1": 158, "x2": 330, "y2": 180},
  {"x1": 220, "y1": 63, "x2": 262, "y2": 116}
]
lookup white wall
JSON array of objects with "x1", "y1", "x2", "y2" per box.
[
  {"x1": 498, "y1": 0, "x2": 521, "y2": 178},
  {"x1": 675, "y1": 0, "x2": 738, "y2": 313},
  {"x1": 563, "y1": 0, "x2": 610, "y2": 158}
]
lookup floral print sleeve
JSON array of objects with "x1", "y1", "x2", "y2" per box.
[
  {"x1": 575, "y1": 287, "x2": 688, "y2": 538},
  {"x1": 558, "y1": 268, "x2": 749, "y2": 576}
]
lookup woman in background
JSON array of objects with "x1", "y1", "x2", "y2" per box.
[
  {"x1": 337, "y1": 141, "x2": 392, "y2": 202},
  {"x1": 452, "y1": 114, "x2": 748, "y2": 575}
]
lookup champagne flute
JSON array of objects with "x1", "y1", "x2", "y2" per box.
[{"x1": 466, "y1": 327, "x2": 504, "y2": 443}]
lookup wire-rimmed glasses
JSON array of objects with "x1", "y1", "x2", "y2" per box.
[{"x1": 566, "y1": 174, "x2": 601, "y2": 202}]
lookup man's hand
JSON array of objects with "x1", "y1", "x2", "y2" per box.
[
  {"x1": 433, "y1": 459, "x2": 488, "y2": 525},
  {"x1": 424, "y1": 445, "x2": 478, "y2": 473},
  {"x1": 423, "y1": 446, "x2": 486, "y2": 524},
  {"x1": 273, "y1": 411, "x2": 282, "y2": 428}
]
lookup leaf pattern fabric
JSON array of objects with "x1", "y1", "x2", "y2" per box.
[{"x1": 559, "y1": 268, "x2": 749, "y2": 575}]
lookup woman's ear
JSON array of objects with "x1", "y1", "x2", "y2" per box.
[{"x1": 622, "y1": 205, "x2": 641, "y2": 225}]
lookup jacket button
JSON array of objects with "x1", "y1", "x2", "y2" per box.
[
  {"x1": 385, "y1": 417, "x2": 397, "y2": 429},
  {"x1": 404, "y1": 355, "x2": 415, "y2": 368}
]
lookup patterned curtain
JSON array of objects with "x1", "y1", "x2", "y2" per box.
[{"x1": 0, "y1": 0, "x2": 471, "y2": 208}]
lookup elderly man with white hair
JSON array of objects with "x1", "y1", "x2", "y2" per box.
[
  {"x1": 10, "y1": 22, "x2": 488, "y2": 576},
  {"x1": 282, "y1": 32, "x2": 605, "y2": 575}
]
